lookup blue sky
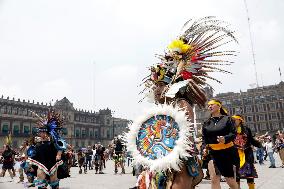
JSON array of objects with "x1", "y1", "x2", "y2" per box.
[{"x1": 0, "y1": 0, "x2": 283, "y2": 119}]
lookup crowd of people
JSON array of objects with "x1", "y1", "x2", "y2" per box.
[
  {"x1": 0, "y1": 135, "x2": 128, "y2": 186},
  {"x1": 75, "y1": 137, "x2": 126, "y2": 175},
  {"x1": 1, "y1": 111, "x2": 283, "y2": 189}
]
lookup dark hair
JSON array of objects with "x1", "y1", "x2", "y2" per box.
[{"x1": 208, "y1": 98, "x2": 228, "y2": 116}]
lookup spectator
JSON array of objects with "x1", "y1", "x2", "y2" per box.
[{"x1": 264, "y1": 136, "x2": 276, "y2": 168}]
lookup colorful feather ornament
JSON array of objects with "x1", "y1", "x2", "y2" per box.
[{"x1": 141, "y1": 16, "x2": 237, "y2": 107}]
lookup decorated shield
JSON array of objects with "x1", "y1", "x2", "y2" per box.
[{"x1": 125, "y1": 104, "x2": 194, "y2": 172}]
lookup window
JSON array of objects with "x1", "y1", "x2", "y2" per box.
[
  {"x1": 89, "y1": 130, "x2": 93, "y2": 138},
  {"x1": 260, "y1": 123, "x2": 267, "y2": 131},
  {"x1": 2, "y1": 124, "x2": 9, "y2": 134},
  {"x1": 272, "y1": 122, "x2": 279, "y2": 130},
  {"x1": 271, "y1": 113, "x2": 277, "y2": 120},
  {"x1": 13, "y1": 125, "x2": 20, "y2": 135},
  {"x1": 258, "y1": 104, "x2": 264, "y2": 112},
  {"x1": 107, "y1": 130, "x2": 110, "y2": 138},
  {"x1": 258, "y1": 114, "x2": 264, "y2": 121},
  {"x1": 82, "y1": 129, "x2": 86, "y2": 137},
  {"x1": 106, "y1": 119, "x2": 110, "y2": 125},
  {"x1": 13, "y1": 108, "x2": 18, "y2": 115},
  {"x1": 270, "y1": 103, "x2": 276, "y2": 110},
  {"x1": 265, "y1": 95, "x2": 272, "y2": 102},
  {"x1": 232, "y1": 99, "x2": 242, "y2": 106},
  {"x1": 75, "y1": 129, "x2": 80, "y2": 137},
  {"x1": 0, "y1": 105, "x2": 7, "y2": 114},
  {"x1": 23, "y1": 126, "x2": 30, "y2": 134},
  {"x1": 248, "y1": 124, "x2": 255, "y2": 132},
  {"x1": 247, "y1": 116, "x2": 253, "y2": 122},
  {"x1": 94, "y1": 130, "x2": 98, "y2": 138},
  {"x1": 235, "y1": 107, "x2": 242, "y2": 114},
  {"x1": 271, "y1": 95, "x2": 277, "y2": 101},
  {"x1": 243, "y1": 98, "x2": 253, "y2": 105},
  {"x1": 245, "y1": 106, "x2": 252, "y2": 113},
  {"x1": 75, "y1": 116, "x2": 79, "y2": 121},
  {"x1": 7, "y1": 106, "x2": 12, "y2": 114}
]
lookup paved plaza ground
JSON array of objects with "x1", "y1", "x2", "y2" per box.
[{"x1": 0, "y1": 156, "x2": 283, "y2": 189}]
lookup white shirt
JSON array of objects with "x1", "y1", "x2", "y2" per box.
[{"x1": 265, "y1": 142, "x2": 274, "y2": 153}]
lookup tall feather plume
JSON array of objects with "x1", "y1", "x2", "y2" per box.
[{"x1": 141, "y1": 17, "x2": 237, "y2": 106}]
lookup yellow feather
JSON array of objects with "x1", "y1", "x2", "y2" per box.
[{"x1": 168, "y1": 39, "x2": 191, "y2": 53}]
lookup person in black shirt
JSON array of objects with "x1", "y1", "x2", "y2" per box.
[
  {"x1": 26, "y1": 111, "x2": 66, "y2": 189},
  {"x1": 202, "y1": 99, "x2": 239, "y2": 189},
  {"x1": 95, "y1": 143, "x2": 105, "y2": 174},
  {"x1": 113, "y1": 137, "x2": 125, "y2": 174},
  {"x1": 0, "y1": 144, "x2": 17, "y2": 179},
  {"x1": 85, "y1": 146, "x2": 93, "y2": 170}
]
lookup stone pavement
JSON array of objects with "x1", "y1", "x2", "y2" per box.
[{"x1": 0, "y1": 156, "x2": 283, "y2": 189}]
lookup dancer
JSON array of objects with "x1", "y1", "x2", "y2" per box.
[
  {"x1": 202, "y1": 99, "x2": 239, "y2": 189},
  {"x1": 16, "y1": 140, "x2": 29, "y2": 183},
  {"x1": 232, "y1": 114, "x2": 262, "y2": 189},
  {"x1": 113, "y1": 137, "x2": 125, "y2": 174},
  {"x1": 95, "y1": 143, "x2": 105, "y2": 174},
  {"x1": 127, "y1": 17, "x2": 238, "y2": 189},
  {"x1": 77, "y1": 149, "x2": 86, "y2": 174},
  {"x1": 0, "y1": 144, "x2": 17, "y2": 180},
  {"x1": 26, "y1": 111, "x2": 67, "y2": 189}
]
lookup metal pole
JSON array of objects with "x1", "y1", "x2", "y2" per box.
[{"x1": 244, "y1": 0, "x2": 259, "y2": 88}]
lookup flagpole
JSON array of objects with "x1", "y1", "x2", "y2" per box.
[{"x1": 279, "y1": 67, "x2": 283, "y2": 82}]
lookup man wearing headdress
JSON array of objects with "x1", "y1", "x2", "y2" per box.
[
  {"x1": 130, "y1": 17, "x2": 238, "y2": 189},
  {"x1": 26, "y1": 111, "x2": 67, "y2": 189}
]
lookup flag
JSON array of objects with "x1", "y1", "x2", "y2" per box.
[{"x1": 279, "y1": 67, "x2": 282, "y2": 77}]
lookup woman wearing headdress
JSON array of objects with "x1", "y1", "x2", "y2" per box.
[
  {"x1": 132, "y1": 17, "x2": 238, "y2": 189},
  {"x1": 26, "y1": 111, "x2": 67, "y2": 189},
  {"x1": 232, "y1": 114, "x2": 261, "y2": 189},
  {"x1": 202, "y1": 99, "x2": 239, "y2": 189}
]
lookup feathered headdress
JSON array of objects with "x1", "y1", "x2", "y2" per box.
[
  {"x1": 141, "y1": 16, "x2": 238, "y2": 107},
  {"x1": 32, "y1": 110, "x2": 64, "y2": 142}
]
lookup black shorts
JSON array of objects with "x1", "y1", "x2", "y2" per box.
[{"x1": 210, "y1": 147, "x2": 239, "y2": 177}]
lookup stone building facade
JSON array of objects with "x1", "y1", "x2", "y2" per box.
[
  {"x1": 195, "y1": 82, "x2": 284, "y2": 134},
  {"x1": 0, "y1": 96, "x2": 130, "y2": 149}
]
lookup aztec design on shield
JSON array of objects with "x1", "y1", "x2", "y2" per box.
[
  {"x1": 136, "y1": 115, "x2": 180, "y2": 160},
  {"x1": 125, "y1": 104, "x2": 194, "y2": 172}
]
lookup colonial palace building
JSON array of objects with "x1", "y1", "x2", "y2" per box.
[
  {"x1": 0, "y1": 97, "x2": 130, "y2": 148},
  {"x1": 196, "y1": 82, "x2": 284, "y2": 134}
]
